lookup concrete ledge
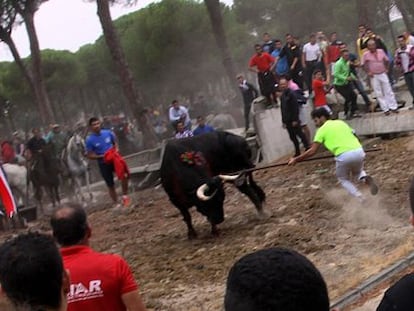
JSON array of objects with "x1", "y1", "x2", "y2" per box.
[{"x1": 347, "y1": 109, "x2": 414, "y2": 136}]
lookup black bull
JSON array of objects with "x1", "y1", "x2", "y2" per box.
[{"x1": 160, "y1": 131, "x2": 266, "y2": 239}]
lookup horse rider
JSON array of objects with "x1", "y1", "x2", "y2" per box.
[
  {"x1": 12, "y1": 132, "x2": 26, "y2": 164},
  {"x1": 45, "y1": 124, "x2": 67, "y2": 160},
  {"x1": 26, "y1": 128, "x2": 46, "y2": 160}
]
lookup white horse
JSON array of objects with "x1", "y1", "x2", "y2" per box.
[
  {"x1": 2, "y1": 163, "x2": 28, "y2": 206},
  {"x1": 65, "y1": 133, "x2": 93, "y2": 202}
]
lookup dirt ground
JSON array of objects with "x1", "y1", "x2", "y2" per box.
[{"x1": 1, "y1": 134, "x2": 414, "y2": 311}]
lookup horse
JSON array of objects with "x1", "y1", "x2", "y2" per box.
[
  {"x1": 2, "y1": 163, "x2": 28, "y2": 207},
  {"x1": 28, "y1": 143, "x2": 61, "y2": 214},
  {"x1": 64, "y1": 132, "x2": 92, "y2": 203}
]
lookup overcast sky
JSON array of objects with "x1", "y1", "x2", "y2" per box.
[{"x1": 0, "y1": 0, "x2": 232, "y2": 62}]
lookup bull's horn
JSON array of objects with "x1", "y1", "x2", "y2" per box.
[
  {"x1": 218, "y1": 174, "x2": 240, "y2": 181},
  {"x1": 196, "y1": 183, "x2": 217, "y2": 201}
]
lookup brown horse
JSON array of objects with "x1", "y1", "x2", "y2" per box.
[{"x1": 28, "y1": 143, "x2": 61, "y2": 214}]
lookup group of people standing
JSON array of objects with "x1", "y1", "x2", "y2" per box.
[
  {"x1": 238, "y1": 26, "x2": 414, "y2": 204},
  {"x1": 168, "y1": 99, "x2": 215, "y2": 139},
  {"x1": 240, "y1": 26, "x2": 414, "y2": 159}
]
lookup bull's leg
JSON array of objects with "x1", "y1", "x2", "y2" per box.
[
  {"x1": 211, "y1": 224, "x2": 220, "y2": 237},
  {"x1": 55, "y1": 185, "x2": 61, "y2": 206},
  {"x1": 46, "y1": 186, "x2": 56, "y2": 208},
  {"x1": 236, "y1": 174, "x2": 268, "y2": 219},
  {"x1": 180, "y1": 208, "x2": 197, "y2": 239}
]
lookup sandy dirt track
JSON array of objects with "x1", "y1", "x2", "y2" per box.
[{"x1": 1, "y1": 135, "x2": 414, "y2": 311}]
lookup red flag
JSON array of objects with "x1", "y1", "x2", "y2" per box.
[{"x1": 0, "y1": 165, "x2": 17, "y2": 218}]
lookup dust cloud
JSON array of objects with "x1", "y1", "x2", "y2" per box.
[{"x1": 324, "y1": 188, "x2": 395, "y2": 229}]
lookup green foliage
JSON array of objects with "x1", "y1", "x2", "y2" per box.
[
  {"x1": 41, "y1": 49, "x2": 87, "y2": 90},
  {"x1": 1, "y1": 0, "x2": 405, "y2": 127}
]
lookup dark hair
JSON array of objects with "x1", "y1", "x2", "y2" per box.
[
  {"x1": 341, "y1": 48, "x2": 349, "y2": 54},
  {"x1": 171, "y1": 99, "x2": 178, "y2": 105},
  {"x1": 398, "y1": 34, "x2": 405, "y2": 40},
  {"x1": 254, "y1": 43, "x2": 261, "y2": 49},
  {"x1": 225, "y1": 248, "x2": 330, "y2": 311},
  {"x1": 313, "y1": 69, "x2": 323, "y2": 75},
  {"x1": 51, "y1": 202, "x2": 88, "y2": 246},
  {"x1": 377, "y1": 273, "x2": 414, "y2": 311},
  {"x1": 0, "y1": 232, "x2": 64, "y2": 309},
  {"x1": 311, "y1": 107, "x2": 331, "y2": 119},
  {"x1": 88, "y1": 117, "x2": 99, "y2": 126},
  {"x1": 274, "y1": 39, "x2": 281, "y2": 43}
]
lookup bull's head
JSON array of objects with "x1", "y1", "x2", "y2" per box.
[{"x1": 196, "y1": 173, "x2": 245, "y2": 201}]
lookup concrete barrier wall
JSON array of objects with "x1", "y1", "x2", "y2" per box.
[{"x1": 252, "y1": 97, "x2": 315, "y2": 164}]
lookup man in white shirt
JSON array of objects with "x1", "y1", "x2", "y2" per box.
[
  {"x1": 404, "y1": 31, "x2": 414, "y2": 46},
  {"x1": 302, "y1": 33, "x2": 322, "y2": 93},
  {"x1": 395, "y1": 34, "x2": 414, "y2": 107},
  {"x1": 168, "y1": 99, "x2": 191, "y2": 131}
]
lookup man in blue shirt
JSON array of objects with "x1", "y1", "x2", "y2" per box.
[
  {"x1": 86, "y1": 117, "x2": 130, "y2": 208},
  {"x1": 193, "y1": 116, "x2": 215, "y2": 136},
  {"x1": 271, "y1": 39, "x2": 289, "y2": 79}
]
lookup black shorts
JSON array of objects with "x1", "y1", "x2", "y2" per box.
[{"x1": 98, "y1": 161, "x2": 115, "y2": 188}]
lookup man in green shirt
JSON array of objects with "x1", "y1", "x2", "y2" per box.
[
  {"x1": 46, "y1": 124, "x2": 68, "y2": 159},
  {"x1": 288, "y1": 108, "x2": 377, "y2": 200},
  {"x1": 333, "y1": 49, "x2": 360, "y2": 120}
]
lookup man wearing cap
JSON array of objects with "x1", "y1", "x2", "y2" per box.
[{"x1": 45, "y1": 124, "x2": 68, "y2": 159}]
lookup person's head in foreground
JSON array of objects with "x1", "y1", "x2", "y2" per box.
[
  {"x1": 376, "y1": 273, "x2": 414, "y2": 311},
  {"x1": 0, "y1": 232, "x2": 69, "y2": 311},
  {"x1": 224, "y1": 247, "x2": 330, "y2": 311},
  {"x1": 50, "y1": 202, "x2": 91, "y2": 247}
]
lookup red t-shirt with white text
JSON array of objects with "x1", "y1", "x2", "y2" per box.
[{"x1": 61, "y1": 245, "x2": 138, "y2": 311}]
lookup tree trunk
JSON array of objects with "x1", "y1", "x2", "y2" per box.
[
  {"x1": 356, "y1": 0, "x2": 372, "y2": 26},
  {"x1": 22, "y1": 10, "x2": 55, "y2": 124},
  {"x1": 204, "y1": 0, "x2": 239, "y2": 104},
  {"x1": 95, "y1": 0, "x2": 158, "y2": 149},
  {"x1": 0, "y1": 29, "x2": 49, "y2": 120},
  {"x1": 395, "y1": 0, "x2": 414, "y2": 30},
  {"x1": 384, "y1": 6, "x2": 397, "y2": 50}
]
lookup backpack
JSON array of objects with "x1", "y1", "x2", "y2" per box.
[{"x1": 293, "y1": 89, "x2": 307, "y2": 106}]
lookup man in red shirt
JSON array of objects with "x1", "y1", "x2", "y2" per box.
[
  {"x1": 50, "y1": 203, "x2": 147, "y2": 311},
  {"x1": 326, "y1": 32, "x2": 342, "y2": 80},
  {"x1": 312, "y1": 69, "x2": 332, "y2": 115},
  {"x1": 249, "y1": 44, "x2": 277, "y2": 107}
]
